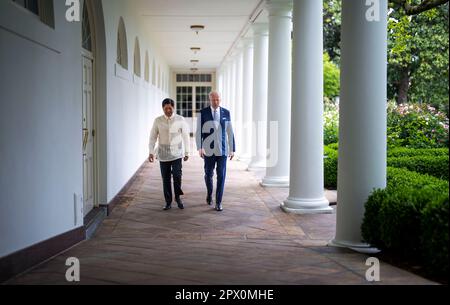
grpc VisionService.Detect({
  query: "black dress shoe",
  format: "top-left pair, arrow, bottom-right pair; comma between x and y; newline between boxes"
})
206,196 -> 212,205
163,204 -> 172,210
215,203 -> 223,212
176,198 -> 184,209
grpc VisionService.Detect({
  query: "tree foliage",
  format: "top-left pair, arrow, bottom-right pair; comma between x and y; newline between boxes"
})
324,0 -> 342,63
388,2 -> 449,113
323,0 -> 449,115
324,53 -> 340,99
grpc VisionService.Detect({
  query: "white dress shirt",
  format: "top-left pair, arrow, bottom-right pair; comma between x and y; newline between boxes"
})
211,106 -> 221,123
149,114 -> 190,162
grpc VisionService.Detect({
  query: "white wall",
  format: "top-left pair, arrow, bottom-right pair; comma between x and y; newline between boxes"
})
0,0 -> 171,258
0,1 -> 84,257
102,0 -> 171,201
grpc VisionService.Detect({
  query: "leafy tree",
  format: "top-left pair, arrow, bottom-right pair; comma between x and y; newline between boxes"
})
388,2 -> 449,114
322,1 -> 449,114
390,0 -> 449,15
324,0 -> 342,64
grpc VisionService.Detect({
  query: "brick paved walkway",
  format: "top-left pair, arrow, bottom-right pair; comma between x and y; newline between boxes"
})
6,156 -> 436,285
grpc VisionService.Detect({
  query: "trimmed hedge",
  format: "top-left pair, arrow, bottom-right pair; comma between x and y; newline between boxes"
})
326,145 -> 448,158
378,188 -> 436,257
421,196 -> 449,276
324,147 -> 338,189
323,146 -> 449,190
363,167 -> 449,250
361,189 -> 388,248
386,167 -> 449,192
388,147 -> 448,158
325,144 -> 449,276
387,155 -> 449,180
362,167 -> 449,276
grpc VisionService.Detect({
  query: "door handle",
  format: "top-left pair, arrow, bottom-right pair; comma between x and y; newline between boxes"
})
82,128 -> 89,151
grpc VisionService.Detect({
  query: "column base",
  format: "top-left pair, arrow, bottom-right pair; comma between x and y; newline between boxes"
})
261,176 -> 289,188
328,239 -> 381,254
281,197 -> 333,214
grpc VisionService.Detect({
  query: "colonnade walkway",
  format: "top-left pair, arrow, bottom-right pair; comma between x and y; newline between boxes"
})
7,156 -> 434,284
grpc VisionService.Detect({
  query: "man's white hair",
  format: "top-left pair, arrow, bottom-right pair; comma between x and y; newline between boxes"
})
208,91 -> 221,99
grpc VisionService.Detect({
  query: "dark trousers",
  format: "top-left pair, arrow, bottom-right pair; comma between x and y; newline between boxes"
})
159,158 -> 183,204
204,156 -> 227,204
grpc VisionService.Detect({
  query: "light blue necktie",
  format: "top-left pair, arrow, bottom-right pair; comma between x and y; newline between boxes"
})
213,109 -> 221,155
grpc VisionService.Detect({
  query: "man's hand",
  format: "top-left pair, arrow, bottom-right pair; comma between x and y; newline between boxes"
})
229,152 -> 235,161
198,149 -> 206,159
149,154 -> 155,163
184,156 -> 189,162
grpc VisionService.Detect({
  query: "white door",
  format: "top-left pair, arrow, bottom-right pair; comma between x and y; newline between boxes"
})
82,55 -> 95,217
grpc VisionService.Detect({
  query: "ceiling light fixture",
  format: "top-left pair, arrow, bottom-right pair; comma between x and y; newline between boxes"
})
190,25 -> 205,35
190,47 -> 201,54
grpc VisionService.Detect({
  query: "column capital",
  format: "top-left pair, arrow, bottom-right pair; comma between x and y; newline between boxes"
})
265,0 -> 293,18
251,22 -> 269,36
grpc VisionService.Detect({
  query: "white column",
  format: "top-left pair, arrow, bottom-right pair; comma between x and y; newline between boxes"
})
225,61 -> 232,108
234,50 -> 244,158
248,23 -> 269,170
240,38 -> 254,163
222,62 -> 229,108
261,0 -> 292,187
282,0 -> 331,214
217,68 -> 223,102
229,57 -> 237,120
331,0 -> 388,249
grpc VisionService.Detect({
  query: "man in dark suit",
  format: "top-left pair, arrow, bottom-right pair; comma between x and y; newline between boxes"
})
196,91 -> 235,212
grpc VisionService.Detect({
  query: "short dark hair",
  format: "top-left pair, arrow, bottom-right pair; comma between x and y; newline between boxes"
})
162,98 -> 175,108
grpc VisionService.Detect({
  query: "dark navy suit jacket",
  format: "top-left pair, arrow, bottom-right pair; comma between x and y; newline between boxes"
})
195,107 -> 235,157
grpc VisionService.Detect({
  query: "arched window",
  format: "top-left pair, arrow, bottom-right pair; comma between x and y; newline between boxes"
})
116,17 -> 128,69
152,59 -> 156,86
144,52 -> 150,83
13,0 -> 55,28
134,38 -> 141,77
82,2 -> 92,52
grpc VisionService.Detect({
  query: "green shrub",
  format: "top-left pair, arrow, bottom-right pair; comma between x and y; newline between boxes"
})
387,155 -> 449,180
324,100 -> 339,145
324,147 -> 338,189
363,167 -> 449,249
378,188 -> 435,258
388,147 -> 448,158
324,53 -> 340,99
421,196 -> 449,276
323,149 -> 449,190
387,101 -> 449,149
362,167 -> 449,276
327,143 -> 339,151
361,189 -> 388,248
386,167 -> 449,192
